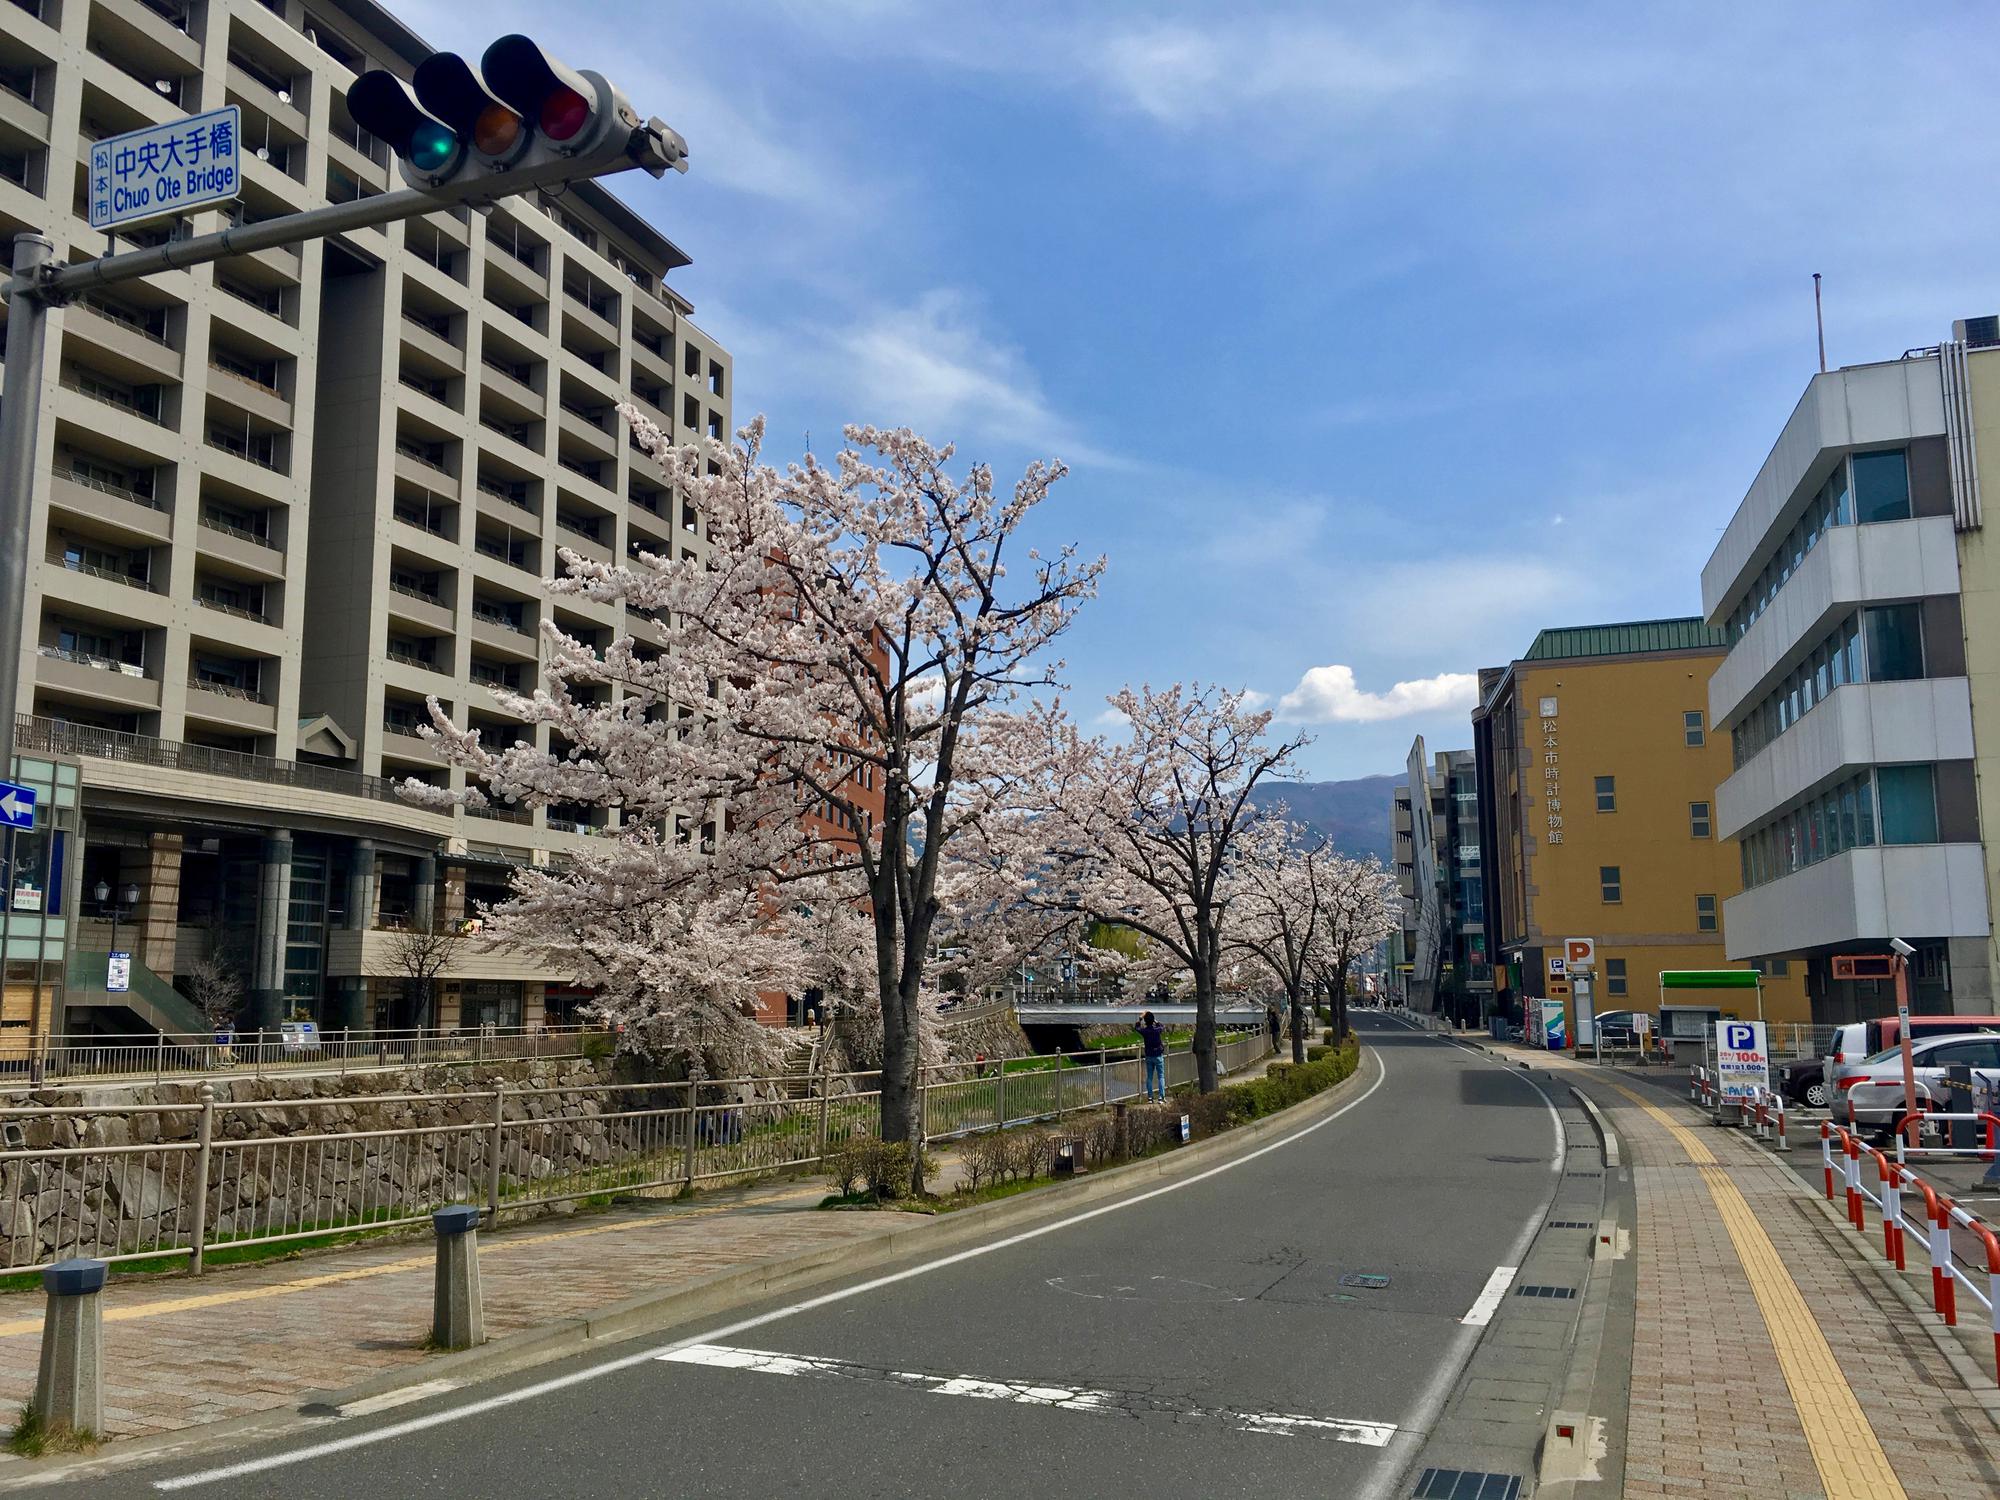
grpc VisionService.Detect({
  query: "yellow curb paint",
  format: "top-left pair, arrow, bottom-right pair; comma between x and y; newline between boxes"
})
1599,1077 -> 1907,1500
0,1182 -> 828,1340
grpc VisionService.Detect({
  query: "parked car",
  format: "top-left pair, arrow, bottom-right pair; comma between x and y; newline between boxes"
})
1823,1016 -> 2000,1089
1829,1032 -> 2000,1132
1778,1056 -> 1832,1109
1590,1010 -> 1653,1046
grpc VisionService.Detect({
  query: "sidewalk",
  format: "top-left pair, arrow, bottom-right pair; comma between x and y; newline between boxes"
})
0,1170 -> 889,1443
1533,1045 -> 2000,1500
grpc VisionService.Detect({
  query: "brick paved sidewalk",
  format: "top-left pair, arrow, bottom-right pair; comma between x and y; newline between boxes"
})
1541,1049 -> 2000,1500
0,1167 -> 910,1443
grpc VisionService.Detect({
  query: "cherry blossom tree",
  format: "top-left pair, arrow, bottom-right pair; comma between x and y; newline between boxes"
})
413,417 -> 1099,1192
1307,855 -> 1398,1040
1227,814 -> 1337,1064
1003,684 -> 1311,1092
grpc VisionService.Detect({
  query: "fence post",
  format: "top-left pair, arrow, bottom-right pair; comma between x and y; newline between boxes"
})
1100,1051 -> 1110,1108
189,1083 -> 216,1275
155,1031 -> 165,1084
814,1066 -> 831,1165
1055,1057 -> 1065,1119
683,1081 -> 698,1189
484,1087 -> 506,1219
996,1064 -> 1007,1130
339,1028 -> 349,1077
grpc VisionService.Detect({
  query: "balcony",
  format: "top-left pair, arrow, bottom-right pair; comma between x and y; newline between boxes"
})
48,470 -> 172,546
93,0 -> 202,71
393,438 -> 455,490
205,424 -> 287,477
1709,516 -> 1960,728
34,647 -> 161,711
471,606 -> 536,661
59,373 -> 170,430
380,720 -> 448,765
1723,843 -> 1990,960
46,549 -> 157,597
206,360 -> 293,429
484,234 -> 548,299
399,308 -> 464,374
558,401 -> 617,460
65,298 -> 182,383
185,675 -> 278,733
386,581 -> 454,635
1716,678 -> 1976,841
480,358 -> 542,421
195,512 -> 283,576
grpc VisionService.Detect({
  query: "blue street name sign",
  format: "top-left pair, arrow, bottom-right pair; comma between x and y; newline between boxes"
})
0,781 -> 36,831
89,106 -> 243,232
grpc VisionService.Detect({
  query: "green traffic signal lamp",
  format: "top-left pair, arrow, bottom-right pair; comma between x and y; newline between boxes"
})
348,70 -> 464,183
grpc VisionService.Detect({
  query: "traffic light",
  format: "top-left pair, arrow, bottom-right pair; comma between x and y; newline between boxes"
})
347,36 -> 687,202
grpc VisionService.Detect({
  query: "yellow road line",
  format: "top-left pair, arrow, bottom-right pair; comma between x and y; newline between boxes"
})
1602,1079 -> 1906,1500
0,1182 -> 827,1339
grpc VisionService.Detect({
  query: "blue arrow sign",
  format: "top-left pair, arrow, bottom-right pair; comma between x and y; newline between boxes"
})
0,782 -> 35,831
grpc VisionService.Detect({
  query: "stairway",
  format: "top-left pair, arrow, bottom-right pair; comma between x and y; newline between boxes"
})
64,950 -> 211,1041
780,1031 -> 819,1100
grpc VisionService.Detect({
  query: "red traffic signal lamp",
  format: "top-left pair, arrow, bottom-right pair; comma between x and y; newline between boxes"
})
347,37 -> 687,201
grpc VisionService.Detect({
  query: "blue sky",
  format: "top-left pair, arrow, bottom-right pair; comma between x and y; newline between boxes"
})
402,1 -> 2000,780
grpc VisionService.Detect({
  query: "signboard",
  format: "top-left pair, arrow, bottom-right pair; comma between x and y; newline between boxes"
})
9,886 -> 40,912
1574,974 -> 1596,1047
1715,1019 -> 1769,1102
1547,956 -> 1566,977
106,951 -> 131,994
89,106 -> 242,232
1564,938 -> 1596,971
1541,998 -> 1568,1051
0,780 -> 36,831
279,1020 -> 320,1051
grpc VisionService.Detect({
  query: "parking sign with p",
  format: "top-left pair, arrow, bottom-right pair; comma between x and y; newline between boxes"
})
1715,1019 -> 1769,1102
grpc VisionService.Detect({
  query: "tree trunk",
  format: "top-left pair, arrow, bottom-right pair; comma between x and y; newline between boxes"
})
1193,962 -> 1218,1094
1333,973 -> 1350,1041
1289,983 -> 1307,1064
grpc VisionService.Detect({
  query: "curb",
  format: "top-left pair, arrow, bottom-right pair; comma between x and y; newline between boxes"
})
5,1048 -> 1377,1484
1568,1086 -> 1622,1170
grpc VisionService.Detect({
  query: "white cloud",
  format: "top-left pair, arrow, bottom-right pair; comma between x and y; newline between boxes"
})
1277,665 -> 1478,724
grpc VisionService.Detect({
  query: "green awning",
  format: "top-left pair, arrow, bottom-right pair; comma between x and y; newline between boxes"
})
1659,970 -> 1761,990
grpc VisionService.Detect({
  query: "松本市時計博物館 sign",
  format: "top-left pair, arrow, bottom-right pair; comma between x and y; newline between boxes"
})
89,107 -> 243,232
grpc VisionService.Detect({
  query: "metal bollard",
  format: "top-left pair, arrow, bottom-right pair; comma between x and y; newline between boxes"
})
35,1259 -> 106,1438
1775,1100 -> 1789,1153
430,1207 -> 484,1350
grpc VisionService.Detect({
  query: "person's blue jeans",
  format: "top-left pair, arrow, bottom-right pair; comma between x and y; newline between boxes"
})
1143,1054 -> 1166,1100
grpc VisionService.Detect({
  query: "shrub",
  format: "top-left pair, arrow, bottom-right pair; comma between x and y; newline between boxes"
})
1305,1044 -> 1330,1063
824,1137 -> 929,1199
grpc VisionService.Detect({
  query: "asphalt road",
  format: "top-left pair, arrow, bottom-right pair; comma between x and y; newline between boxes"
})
69,1016 -> 1568,1500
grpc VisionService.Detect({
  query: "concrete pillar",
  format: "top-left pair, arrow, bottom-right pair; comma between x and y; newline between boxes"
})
138,833 -> 183,975
34,1259 -> 104,1437
412,854 -> 437,932
246,834 -> 292,1031
430,1207 -> 483,1350
345,840 -> 376,931
440,866 -> 467,927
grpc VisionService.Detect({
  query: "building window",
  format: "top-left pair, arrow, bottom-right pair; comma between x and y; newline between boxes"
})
1853,448 -> 1911,524
1695,894 -> 1718,933
1600,866 -> 1621,903
1595,775 -> 1616,813
1862,603 -> 1924,682
1690,801 -> 1711,839
1877,764 -> 1938,844
1605,958 -> 1627,997
1683,710 -> 1705,747
1752,958 -> 1791,978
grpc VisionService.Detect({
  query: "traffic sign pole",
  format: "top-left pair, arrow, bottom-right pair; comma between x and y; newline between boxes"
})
0,232 -> 54,757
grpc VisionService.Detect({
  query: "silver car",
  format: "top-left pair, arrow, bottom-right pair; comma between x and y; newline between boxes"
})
1831,1033 -> 2000,1131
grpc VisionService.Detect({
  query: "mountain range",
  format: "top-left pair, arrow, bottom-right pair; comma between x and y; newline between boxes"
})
1248,774 -> 1400,865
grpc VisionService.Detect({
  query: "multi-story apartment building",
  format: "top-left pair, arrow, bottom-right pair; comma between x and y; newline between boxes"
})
0,0 -> 733,1039
1472,618 -> 1812,1039
1390,736 -> 1489,1018
1702,321 -> 2000,1021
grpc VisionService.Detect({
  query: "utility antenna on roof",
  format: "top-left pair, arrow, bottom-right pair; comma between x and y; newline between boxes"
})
1813,272 -> 1827,373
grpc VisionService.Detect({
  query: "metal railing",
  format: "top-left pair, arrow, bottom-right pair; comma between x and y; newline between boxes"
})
0,1029 -> 1271,1273
47,552 -> 157,592
17,715 -> 410,806
55,468 -> 165,510
0,1023 -> 610,1089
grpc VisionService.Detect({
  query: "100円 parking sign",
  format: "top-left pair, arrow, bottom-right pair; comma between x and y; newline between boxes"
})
89,106 -> 243,232
1714,1019 -> 1769,1102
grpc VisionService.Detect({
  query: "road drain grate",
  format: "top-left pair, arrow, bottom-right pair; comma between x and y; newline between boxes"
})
1548,1220 -> 1593,1229
1413,1469 -> 1523,1499
1515,1284 -> 1577,1300
1565,1171 -> 1601,1178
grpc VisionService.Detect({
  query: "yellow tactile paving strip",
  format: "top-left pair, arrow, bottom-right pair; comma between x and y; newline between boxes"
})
1600,1076 -> 1907,1500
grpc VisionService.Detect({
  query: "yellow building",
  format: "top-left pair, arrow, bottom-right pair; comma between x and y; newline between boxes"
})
1471,618 -> 1811,1042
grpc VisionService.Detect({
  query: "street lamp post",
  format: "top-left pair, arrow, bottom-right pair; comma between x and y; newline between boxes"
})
1890,936 -> 1920,1149
93,879 -> 140,979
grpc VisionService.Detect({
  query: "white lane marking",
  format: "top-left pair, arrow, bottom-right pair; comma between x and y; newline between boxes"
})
659,1342 -> 1396,1446
153,1047 -> 1394,1491
1460,1265 -> 1518,1326
334,1381 -> 459,1418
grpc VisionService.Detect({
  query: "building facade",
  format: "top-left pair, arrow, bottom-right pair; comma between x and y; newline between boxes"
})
0,0 -> 732,1037
1472,618 -> 1812,1036
1391,736 -> 1489,1017
1702,323 -> 2000,1021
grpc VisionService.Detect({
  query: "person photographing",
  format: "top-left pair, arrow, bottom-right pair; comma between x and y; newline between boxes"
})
1139,1010 -> 1167,1101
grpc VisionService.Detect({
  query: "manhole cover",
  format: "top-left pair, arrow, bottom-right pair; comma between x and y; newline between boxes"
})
1338,1272 -> 1391,1290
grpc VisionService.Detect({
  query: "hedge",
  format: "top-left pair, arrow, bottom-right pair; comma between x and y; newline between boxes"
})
1189,1035 -> 1361,1134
